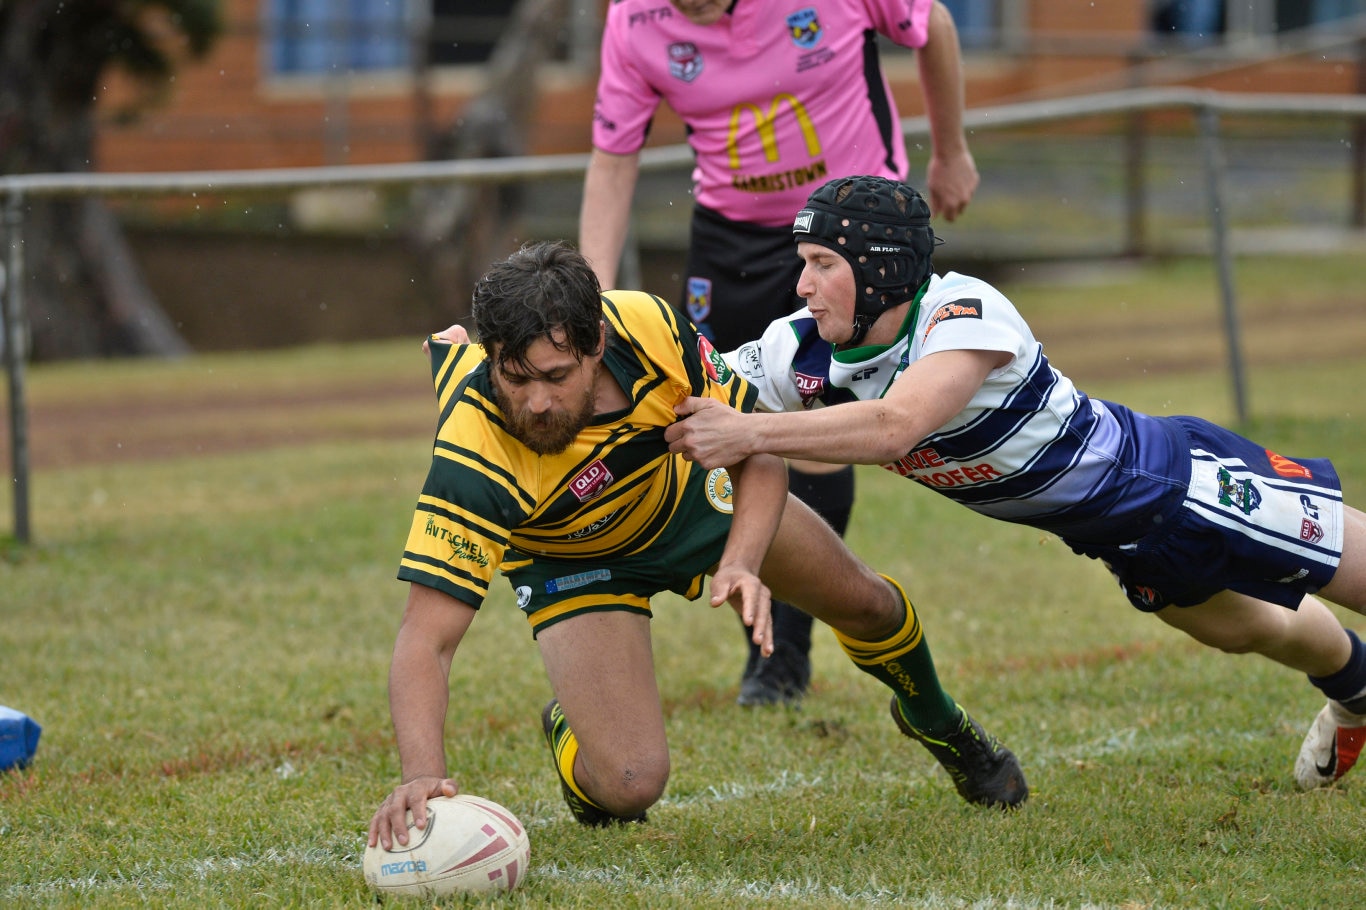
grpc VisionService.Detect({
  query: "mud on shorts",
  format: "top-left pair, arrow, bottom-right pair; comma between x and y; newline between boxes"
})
1069,416 -> 1344,612
503,467 -> 737,636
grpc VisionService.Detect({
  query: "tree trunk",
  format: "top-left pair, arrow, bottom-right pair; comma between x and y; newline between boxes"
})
408,0 -> 570,324
0,1 -> 191,361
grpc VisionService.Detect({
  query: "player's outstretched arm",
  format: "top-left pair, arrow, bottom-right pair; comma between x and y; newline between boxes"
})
668,349 -> 1008,467
368,583 -> 477,850
709,453 -> 788,658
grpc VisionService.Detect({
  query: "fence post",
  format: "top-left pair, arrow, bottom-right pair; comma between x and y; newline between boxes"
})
3,191 -> 31,544
1196,104 -> 1249,425
1124,50 -> 1149,257
1352,35 -> 1366,229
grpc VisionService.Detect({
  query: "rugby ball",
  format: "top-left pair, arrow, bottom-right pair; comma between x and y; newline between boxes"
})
363,794 -> 530,896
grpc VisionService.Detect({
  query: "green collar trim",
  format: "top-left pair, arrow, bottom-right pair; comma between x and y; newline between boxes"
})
831,281 -> 928,363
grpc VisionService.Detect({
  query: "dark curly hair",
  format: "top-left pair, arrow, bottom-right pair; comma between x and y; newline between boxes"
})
471,240 -> 604,374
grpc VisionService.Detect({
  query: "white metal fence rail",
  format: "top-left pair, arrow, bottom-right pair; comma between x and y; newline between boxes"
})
5,87 -> 1366,543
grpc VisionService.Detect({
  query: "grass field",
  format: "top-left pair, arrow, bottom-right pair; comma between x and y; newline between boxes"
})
2,253 -> 1365,907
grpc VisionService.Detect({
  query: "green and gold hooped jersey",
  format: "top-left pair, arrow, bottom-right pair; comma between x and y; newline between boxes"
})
397,291 -> 757,609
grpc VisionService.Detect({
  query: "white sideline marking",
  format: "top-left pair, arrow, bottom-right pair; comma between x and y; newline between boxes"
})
5,757 -> 1156,906
538,864 -> 1098,908
6,772 -> 834,899
1,844 -> 355,900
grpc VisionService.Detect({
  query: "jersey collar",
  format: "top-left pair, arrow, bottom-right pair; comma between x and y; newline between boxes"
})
831,280 -> 929,364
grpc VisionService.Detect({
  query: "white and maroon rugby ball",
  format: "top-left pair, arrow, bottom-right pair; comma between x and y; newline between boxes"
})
363,794 -> 530,896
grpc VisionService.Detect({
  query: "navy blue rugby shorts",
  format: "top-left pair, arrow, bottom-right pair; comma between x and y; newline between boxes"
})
1070,416 -> 1344,612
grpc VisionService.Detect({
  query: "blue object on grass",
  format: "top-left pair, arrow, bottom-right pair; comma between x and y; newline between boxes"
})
0,705 -> 41,771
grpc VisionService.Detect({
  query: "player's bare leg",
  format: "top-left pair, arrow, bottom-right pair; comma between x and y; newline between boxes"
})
1158,504 -> 1366,789
760,494 -> 898,640
536,611 -> 669,822
1156,591 -> 1352,677
1319,504 -> 1366,610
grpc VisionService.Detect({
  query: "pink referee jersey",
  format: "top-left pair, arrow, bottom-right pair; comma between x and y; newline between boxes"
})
593,0 -> 932,226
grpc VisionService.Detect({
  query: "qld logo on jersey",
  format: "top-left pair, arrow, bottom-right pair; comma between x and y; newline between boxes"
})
668,42 -> 703,83
569,459 -> 614,502
786,8 -> 822,48
794,371 -> 824,406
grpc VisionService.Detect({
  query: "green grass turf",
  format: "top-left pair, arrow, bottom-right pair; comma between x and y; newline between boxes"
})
2,252 -> 1365,907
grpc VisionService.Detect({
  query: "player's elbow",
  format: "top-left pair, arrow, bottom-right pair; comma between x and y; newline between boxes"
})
858,406 -> 920,464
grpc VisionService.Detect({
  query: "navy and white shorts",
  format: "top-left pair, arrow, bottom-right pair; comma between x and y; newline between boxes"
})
1070,416 -> 1344,612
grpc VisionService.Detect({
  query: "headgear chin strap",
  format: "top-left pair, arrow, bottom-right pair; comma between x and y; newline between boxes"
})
792,176 -> 937,344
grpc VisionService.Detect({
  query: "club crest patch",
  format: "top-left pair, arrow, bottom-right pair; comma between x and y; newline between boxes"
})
1216,466 -> 1262,515
669,42 -> 703,82
705,467 -> 734,513
787,8 -> 822,48
686,276 -> 712,323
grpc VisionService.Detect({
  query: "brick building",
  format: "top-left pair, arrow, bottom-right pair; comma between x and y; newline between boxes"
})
95,0 -> 1366,175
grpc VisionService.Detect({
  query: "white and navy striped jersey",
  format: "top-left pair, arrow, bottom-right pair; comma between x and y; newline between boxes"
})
725,271 -> 1186,544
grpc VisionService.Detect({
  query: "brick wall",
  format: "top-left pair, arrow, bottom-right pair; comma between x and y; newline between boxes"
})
93,0 -> 1363,175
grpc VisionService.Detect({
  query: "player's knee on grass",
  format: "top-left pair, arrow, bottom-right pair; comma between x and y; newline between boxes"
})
585,755 -> 670,817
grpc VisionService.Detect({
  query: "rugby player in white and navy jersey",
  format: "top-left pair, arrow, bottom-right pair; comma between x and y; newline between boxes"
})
580,0 -> 977,707
666,175 -> 1366,792
367,241 -> 1027,851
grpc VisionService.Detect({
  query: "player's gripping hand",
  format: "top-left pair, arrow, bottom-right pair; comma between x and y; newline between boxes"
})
710,563 -> 774,658
665,397 -> 752,469
368,776 -> 459,850
422,324 -> 472,360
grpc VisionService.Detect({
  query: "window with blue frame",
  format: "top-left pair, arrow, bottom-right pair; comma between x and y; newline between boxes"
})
940,0 -> 999,50
265,0 -> 411,75
264,0 -> 530,76
1151,0 -> 1365,43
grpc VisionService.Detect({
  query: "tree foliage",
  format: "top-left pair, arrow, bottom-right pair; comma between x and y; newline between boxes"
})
0,0 -> 222,360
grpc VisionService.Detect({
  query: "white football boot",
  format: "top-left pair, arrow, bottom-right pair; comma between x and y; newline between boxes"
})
1294,700 -> 1366,790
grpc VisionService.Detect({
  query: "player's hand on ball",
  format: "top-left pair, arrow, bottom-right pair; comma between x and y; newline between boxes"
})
368,776 -> 459,850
